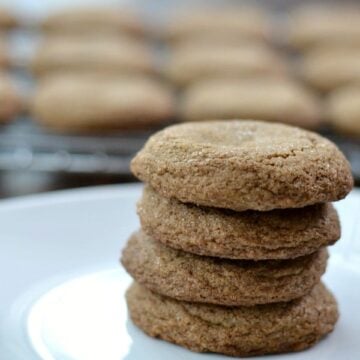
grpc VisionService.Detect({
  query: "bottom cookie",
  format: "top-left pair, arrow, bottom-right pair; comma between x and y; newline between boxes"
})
126,282 -> 338,357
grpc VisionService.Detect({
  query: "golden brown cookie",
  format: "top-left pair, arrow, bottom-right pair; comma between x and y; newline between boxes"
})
301,46 -> 360,92
31,75 -> 175,132
288,5 -> 360,49
131,120 -> 353,211
327,85 -> 360,137
165,43 -> 287,86
166,7 -> 271,43
41,7 -> 143,36
126,282 -> 338,357
0,74 -> 20,123
31,38 -> 155,77
138,186 -> 340,260
181,78 -> 323,129
122,231 -> 328,306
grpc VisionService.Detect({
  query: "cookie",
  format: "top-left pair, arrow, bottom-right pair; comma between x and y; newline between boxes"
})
126,282 -> 338,356
31,75 -> 175,132
181,78 -> 323,129
166,7 -> 270,43
165,43 -> 287,87
138,186 -> 340,260
131,120 -> 353,211
31,38 -> 155,77
0,74 -> 20,123
0,8 -> 17,30
288,5 -> 360,49
41,7 -> 143,37
328,85 -> 360,137
122,231 -> 328,306
301,46 -> 360,92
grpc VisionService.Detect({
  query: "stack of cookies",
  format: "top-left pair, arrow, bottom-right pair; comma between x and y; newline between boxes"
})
122,120 -> 353,356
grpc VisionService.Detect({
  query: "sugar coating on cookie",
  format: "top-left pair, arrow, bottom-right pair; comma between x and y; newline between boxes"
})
31,38 -> 155,77
301,47 -> 360,92
126,282 -> 338,357
131,120 -> 353,211
31,76 -> 175,132
122,231 -> 328,306
181,78 -> 322,128
165,43 -> 287,86
138,186 -> 340,260
41,7 -> 143,36
328,85 -> 360,137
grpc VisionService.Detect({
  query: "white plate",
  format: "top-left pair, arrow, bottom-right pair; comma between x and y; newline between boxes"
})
0,184 -> 360,360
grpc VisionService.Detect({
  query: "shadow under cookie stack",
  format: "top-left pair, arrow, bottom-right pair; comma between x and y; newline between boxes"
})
121,120 -> 353,357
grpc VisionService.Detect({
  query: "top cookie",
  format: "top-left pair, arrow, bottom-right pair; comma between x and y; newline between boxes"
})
131,120 -> 353,211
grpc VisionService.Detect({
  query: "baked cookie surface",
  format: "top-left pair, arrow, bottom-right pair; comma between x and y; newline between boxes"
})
131,120 -> 353,211
122,231 -> 328,306
138,186 -> 340,260
181,78 -> 322,128
126,282 -> 338,357
31,76 -> 175,132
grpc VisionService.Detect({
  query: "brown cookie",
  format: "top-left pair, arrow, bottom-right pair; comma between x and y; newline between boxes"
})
131,120 -> 353,211
138,186 -> 340,260
122,231 -> 328,306
165,43 -> 287,87
166,7 -> 271,43
301,46 -> 360,92
181,78 -> 323,129
126,282 -> 338,357
31,75 -> 175,132
41,7 -> 143,37
328,85 -> 360,137
31,38 -> 155,77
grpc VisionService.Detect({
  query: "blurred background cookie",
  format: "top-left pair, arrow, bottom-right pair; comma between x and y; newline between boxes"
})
288,5 -> 360,49
0,74 -> 21,123
328,85 -> 360,137
30,75 -> 175,132
165,43 -> 288,87
30,37 -> 156,78
165,7 -> 271,44
181,78 -> 323,129
40,7 -> 143,37
0,7 -> 17,31
300,46 -> 360,93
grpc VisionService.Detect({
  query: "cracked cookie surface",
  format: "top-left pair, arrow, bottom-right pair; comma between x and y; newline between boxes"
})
126,282 -> 338,357
131,120 -> 353,211
138,186 -> 340,259
122,231 -> 328,306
